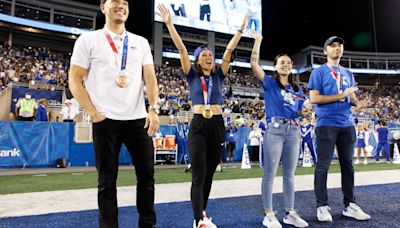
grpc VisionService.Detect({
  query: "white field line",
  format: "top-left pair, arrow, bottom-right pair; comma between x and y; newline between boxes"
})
0,170 -> 399,218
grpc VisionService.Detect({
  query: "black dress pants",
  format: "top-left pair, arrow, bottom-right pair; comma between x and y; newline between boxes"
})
188,114 -> 225,222
93,118 -> 156,228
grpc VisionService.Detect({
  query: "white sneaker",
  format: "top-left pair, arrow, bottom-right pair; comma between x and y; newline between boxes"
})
193,219 -> 206,228
354,159 -> 360,164
363,159 -> 368,165
262,212 -> 282,228
202,211 -> 217,228
342,203 -> 371,221
283,210 -> 309,227
317,206 -> 332,222
203,216 -> 217,228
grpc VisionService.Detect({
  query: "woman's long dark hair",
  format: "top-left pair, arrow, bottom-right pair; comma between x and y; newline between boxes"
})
273,54 -> 299,92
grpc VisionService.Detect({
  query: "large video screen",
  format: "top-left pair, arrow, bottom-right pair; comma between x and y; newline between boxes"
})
154,0 -> 262,37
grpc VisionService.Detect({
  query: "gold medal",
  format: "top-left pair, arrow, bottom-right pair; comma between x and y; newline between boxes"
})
202,109 -> 213,119
116,74 -> 129,88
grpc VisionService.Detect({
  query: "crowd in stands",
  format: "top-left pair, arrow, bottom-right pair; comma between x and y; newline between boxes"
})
154,64 -> 263,118
155,65 -> 190,115
225,71 -> 260,88
154,64 -> 400,123
222,98 -> 264,120
2,44 -> 400,124
353,87 -> 400,124
0,42 -> 70,92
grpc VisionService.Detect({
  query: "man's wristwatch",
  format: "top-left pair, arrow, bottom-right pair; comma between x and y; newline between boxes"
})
148,104 -> 160,114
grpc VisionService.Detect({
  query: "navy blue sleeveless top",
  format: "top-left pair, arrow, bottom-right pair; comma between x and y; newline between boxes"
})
186,66 -> 225,105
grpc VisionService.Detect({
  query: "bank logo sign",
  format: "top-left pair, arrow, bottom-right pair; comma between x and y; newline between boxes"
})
0,148 -> 21,157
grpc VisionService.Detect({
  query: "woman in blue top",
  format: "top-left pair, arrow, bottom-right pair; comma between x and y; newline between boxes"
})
157,4 -> 246,228
250,31 -> 309,228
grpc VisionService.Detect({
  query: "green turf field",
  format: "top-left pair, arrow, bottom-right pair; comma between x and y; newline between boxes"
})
0,163 -> 399,195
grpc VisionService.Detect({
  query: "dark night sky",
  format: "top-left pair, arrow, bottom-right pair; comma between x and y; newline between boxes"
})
78,0 -> 400,60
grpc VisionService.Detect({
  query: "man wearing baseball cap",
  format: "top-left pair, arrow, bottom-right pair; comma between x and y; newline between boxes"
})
308,36 -> 372,223
323,36 -> 345,50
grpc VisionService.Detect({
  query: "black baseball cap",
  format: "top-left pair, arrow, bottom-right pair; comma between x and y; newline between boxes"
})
100,0 -> 130,4
324,36 -> 345,49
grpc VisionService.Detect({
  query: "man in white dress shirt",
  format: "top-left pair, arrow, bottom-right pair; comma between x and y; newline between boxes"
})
68,0 -> 159,227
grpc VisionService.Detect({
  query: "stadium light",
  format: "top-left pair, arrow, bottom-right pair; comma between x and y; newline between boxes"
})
0,13 -> 90,35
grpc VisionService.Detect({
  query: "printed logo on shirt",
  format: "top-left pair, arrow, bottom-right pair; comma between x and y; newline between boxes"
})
342,77 -> 349,87
281,90 -> 296,106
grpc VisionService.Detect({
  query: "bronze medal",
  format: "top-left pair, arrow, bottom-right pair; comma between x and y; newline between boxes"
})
202,109 -> 213,119
116,74 -> 129,88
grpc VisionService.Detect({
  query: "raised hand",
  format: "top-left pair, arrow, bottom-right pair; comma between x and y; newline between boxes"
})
156,4 -> 172,25
250,29 -> 263,41
240,16 -> 249,31
342,87 -> 358,97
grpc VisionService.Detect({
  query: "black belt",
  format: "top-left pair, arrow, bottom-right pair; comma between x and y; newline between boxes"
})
270,117 -> 300,126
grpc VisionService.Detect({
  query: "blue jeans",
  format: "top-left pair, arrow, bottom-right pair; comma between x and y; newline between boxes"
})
262,122 -> 300,210
314,126 -> 356,207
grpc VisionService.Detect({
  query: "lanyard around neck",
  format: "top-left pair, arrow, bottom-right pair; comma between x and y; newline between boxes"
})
327,63 -> 342,91
104,29 -> 128,73
200,76 -> 213,108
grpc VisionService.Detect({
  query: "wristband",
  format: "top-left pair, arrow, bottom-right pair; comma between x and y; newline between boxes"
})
148,104 -> 160,114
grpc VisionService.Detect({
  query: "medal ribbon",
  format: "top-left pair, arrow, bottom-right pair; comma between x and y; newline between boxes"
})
200,76 -> 213,110
327,64 -> 342,93
104,29 -> 128,73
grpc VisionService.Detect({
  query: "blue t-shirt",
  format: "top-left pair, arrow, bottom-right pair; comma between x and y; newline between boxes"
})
186,66 -> 225,106
377,127 -> 389,142
307,64 -> 356,127
261,75 -> 303,122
